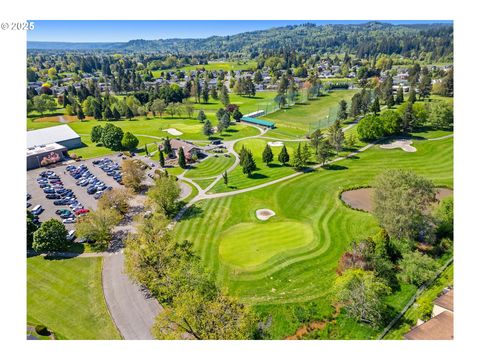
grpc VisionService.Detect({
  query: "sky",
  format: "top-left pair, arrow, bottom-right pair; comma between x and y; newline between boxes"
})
27,20 -> 453,43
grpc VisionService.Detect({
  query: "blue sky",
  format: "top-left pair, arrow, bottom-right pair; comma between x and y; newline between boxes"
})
28,20 -> 453,42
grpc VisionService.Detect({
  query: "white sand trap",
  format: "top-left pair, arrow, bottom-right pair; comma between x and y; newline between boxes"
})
256,208 -> 276,221
163,128 -> 183,136
268,141 -> 284,147
380,139 -> 417,152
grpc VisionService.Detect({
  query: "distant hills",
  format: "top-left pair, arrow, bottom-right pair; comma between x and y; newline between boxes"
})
28,22 -> 453,59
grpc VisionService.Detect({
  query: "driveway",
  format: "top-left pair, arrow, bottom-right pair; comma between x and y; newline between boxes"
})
102,251 -> 162,340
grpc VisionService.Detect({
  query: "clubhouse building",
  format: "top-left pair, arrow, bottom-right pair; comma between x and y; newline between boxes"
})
27,124 -> 82,170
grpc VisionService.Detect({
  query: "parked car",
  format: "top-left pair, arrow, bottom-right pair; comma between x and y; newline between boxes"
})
75,209 -> 89,215
62,218 -> 76,224
46,194 -> 61,199
66,230 -> 76,241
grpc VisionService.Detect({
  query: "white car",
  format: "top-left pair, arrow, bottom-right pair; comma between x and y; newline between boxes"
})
62,218 -> 76,224
66,229 -> 76,241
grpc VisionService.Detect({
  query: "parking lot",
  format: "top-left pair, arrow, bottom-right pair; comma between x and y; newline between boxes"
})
27,154 -> 126,231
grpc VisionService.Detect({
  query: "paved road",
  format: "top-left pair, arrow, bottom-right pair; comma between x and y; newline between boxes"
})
102,251 -> 162,340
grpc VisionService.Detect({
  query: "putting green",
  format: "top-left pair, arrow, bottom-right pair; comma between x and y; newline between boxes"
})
219,221 -> 314,269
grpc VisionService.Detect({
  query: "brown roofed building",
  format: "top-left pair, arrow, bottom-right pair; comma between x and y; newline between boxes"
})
404,288 -> 453,340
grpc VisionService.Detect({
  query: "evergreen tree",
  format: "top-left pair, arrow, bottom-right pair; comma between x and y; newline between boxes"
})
77,106 -> 85,121
292,143 -> 304,170
386,94 -> 395,108
241,150 -> 256,177
408,89 -> 417,103
220,113 -> 231,130
302,142 -> 311,164
370,97 -> 380,115
126,106 -> 134,120
113,107 -> 121,120
220,85 -> 230,106
278,145 -> 290,165
159,149 -> 165,167
337,99 -> 348,120
222,171 -> 228,185
262,144 -> 274,165
203,120 -> 213,138
202,81 -> 210,103
395,86 -> 404,104
328,120 -> 345,153
239,145 -> 248,167
178,147 -> 186,169
317,140 -> 333,165
232,108 -> 243,122
163,137 -> 172,156
310,129 -> 322,153
104,106 -> 113,120
197,110 -> 207,122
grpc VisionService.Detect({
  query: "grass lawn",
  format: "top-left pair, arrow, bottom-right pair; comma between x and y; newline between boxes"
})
168,60 -> 257,73
174,136 -> 452,337
27,256 -> 121,340
193,178 -> 217,190
262,90 -> 358,137
210,138 -> 305,193
27,115 -> 261,159
191,91 -> 278,116
185,154 -> 235,179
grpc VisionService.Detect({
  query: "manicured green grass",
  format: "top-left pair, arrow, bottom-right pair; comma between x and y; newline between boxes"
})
179,60 -> 257,72
262,90 -> 358,137
219,221 -> 314,269
210,138 -> 306,193
28,114 -> 260,142
27,256 -> 121,340
191,92 -> 278,116
193,178 -> 216,190
185,154 -> 235,179
174,136 -> 452,337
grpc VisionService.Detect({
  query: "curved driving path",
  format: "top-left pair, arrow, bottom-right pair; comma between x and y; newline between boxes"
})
102,251 -> 162,340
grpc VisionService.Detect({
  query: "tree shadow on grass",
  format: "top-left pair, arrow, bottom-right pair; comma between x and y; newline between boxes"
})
325,164 -> 348,171
225,128 -> 239,133
178,204 -> 204,221
249,173 -> 268,179
266,163 -> 283,168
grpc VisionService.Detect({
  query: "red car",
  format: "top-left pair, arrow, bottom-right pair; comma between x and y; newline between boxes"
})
75,209 -> 90,215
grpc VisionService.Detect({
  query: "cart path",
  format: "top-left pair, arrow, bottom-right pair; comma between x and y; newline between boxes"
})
102,251 -> 162,340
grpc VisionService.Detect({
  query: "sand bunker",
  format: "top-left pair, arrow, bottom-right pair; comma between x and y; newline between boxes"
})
268,141 -> 284,147
163,128 -> 183,136
380,139 -> 417,152
256,209 -> 276,221
341,187 -> 453,212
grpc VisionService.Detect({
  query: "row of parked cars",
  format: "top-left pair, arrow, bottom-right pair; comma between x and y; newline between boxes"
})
35,170 -> 86,224
67,164 -> 112,199
93,157 -> 123,185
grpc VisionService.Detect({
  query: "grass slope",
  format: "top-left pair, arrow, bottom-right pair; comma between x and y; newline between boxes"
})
27,256 -> 121,340
262,90 -> 358,137
174,137 -> 452,337
185,155 -> 235,179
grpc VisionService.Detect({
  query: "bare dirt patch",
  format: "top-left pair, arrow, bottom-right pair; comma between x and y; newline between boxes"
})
380,139 -> 417,152
33,115 -> 86,123
341,187 -> 453,212
267,141 -> 284,147
255,208 -> 276,221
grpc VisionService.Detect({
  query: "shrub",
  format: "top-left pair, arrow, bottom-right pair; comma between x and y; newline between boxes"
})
35,324 -> 50,336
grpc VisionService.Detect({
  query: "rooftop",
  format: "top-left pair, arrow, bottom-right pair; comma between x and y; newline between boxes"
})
404,311 -> 453,340
241,116 -> 275,128
27,142 -> 66,157
27,124 -> 80,148
434,289 -> 454,312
